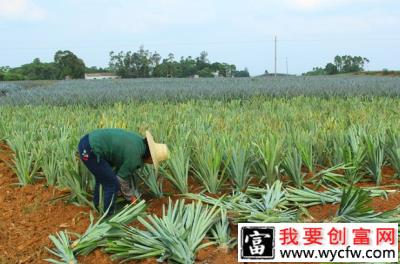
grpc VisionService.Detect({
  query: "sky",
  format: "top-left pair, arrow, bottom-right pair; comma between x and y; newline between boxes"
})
0,0 -> 399,75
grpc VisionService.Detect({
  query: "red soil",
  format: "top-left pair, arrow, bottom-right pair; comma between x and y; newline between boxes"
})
1,142 -> 399,264
0,143 -> 113,264
306,166 -> 400,221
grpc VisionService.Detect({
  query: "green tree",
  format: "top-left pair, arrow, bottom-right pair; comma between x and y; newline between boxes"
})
305,55 -> 369,75
109,51 -> 133,77
303,67 -> 325,76
198,67 -> 213,77
196,51 -> 209,71
225,64 -> 236,77
85,66 -> 110,74
7,59 -> 58,80
109,48 -> 242,78
334,55 -> 343,72
150,52 -> 162,76
233,67 -> 250,77
0,66 -> 8,81
179,56 -> 197,77
335,55 -> 369,73
135,46 -> 152,77
325,63 -> 338,75
165,53 -> 177,77
0,66 -> 11,72
109,46 -> 161,78
54,50 -> 85,79
3,72 -> 24,81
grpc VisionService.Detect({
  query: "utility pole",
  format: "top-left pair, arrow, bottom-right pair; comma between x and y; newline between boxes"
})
274,35 -> 277,77
286,57 -> 288,76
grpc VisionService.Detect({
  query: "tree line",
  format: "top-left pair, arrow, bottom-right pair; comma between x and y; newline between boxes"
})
0,47 -> 249,81
109,47 -> 249,78
0,51 -> 85,81
303,55 -> 370,76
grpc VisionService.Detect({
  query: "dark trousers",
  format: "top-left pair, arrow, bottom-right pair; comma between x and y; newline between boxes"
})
77,134 -> 119,214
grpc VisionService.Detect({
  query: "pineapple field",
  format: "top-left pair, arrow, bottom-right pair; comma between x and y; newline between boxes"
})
1,76 -> 400,263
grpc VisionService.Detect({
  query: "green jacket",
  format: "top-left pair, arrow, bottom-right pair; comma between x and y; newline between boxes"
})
88,128 -> 146,179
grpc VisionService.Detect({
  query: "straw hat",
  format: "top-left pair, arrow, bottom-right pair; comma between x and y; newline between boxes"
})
145,130 -> 170,171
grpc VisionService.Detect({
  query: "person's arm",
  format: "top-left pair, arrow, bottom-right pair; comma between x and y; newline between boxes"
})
117,158 -> 142,203
117,176 -> 137,203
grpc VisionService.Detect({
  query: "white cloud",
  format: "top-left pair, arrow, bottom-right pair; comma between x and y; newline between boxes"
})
0,0 -> 46,20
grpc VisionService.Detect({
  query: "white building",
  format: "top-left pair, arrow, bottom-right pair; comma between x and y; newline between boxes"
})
212,70 -> 219,78
84,73 -> 119,80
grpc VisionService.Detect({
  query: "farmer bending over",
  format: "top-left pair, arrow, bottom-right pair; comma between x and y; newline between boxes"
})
77,128 -> 169,215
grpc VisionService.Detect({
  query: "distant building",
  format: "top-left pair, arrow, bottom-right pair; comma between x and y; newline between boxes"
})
212,70 -> 219,78
84,73 -> 119,80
